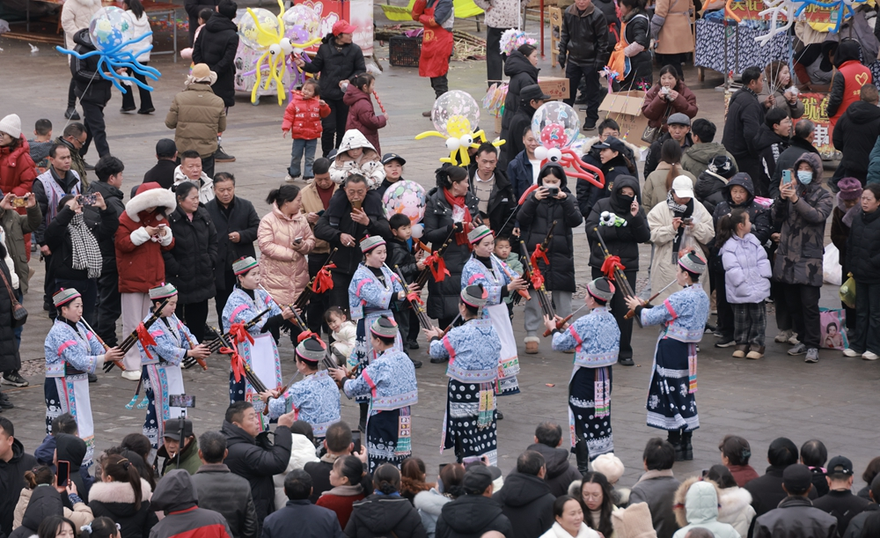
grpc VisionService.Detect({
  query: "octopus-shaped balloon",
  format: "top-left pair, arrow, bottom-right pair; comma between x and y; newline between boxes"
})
415,90 -> 505,166
238,0 -> 322,105
56,7 -> 161,94
531,102 -> 604,188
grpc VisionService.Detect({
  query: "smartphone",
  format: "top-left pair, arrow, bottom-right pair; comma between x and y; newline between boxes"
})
11,196 -> 27,208
782,169 -> 793,186
56,460 -> 70,488
77,193 -> 97,206
294,236 -> 303,244
462,455 -> 483,466
169,394 -> 196,408
351,430 -> 362,454
546,187 -> 560,197
682,217 -> 693,225
317,210 -> 325,217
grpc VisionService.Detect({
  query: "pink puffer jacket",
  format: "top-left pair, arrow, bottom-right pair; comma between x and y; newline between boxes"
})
257,205 -> 315,306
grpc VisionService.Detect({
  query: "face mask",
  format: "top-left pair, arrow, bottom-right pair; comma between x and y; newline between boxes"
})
618,194 -> 635,206
797,170 -> 813,184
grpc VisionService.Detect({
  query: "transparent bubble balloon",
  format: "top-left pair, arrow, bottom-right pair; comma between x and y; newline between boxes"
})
531,102 -> 580,150
89,7 -> 134,52
282,5 -> 321,43
432,90 -> 480,138
238,8 -> 281,50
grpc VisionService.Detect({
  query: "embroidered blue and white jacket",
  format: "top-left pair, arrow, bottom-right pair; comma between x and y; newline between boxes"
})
348,264 -> 403,321
138,313 -> 198,366
45,319 -> 105,377
343,349 -> 418,412
551,307 -> 620,368
429,318 -> 500,383
640,284 -> 710,343
222,287 -> 281,335
268,370 -> 341,437
461,255 -> 517,306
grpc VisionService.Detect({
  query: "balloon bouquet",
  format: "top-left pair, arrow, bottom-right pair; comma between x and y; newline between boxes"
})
416,90 -> 505,167
530,102 -> 604,188
237,0 -> 322,105
56,7 -> 161,93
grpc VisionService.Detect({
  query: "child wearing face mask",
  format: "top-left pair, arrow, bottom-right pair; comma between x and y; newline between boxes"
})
718,209 -> 771,360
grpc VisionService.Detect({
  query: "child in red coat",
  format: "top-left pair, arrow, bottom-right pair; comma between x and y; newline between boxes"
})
282,79 -> 331,181
342,73 -> 387,154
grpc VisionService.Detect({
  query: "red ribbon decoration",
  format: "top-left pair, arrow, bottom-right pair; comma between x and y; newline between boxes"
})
296,330 -> 314,343
531,244 -> 549,267
313,263 -> 336,294
135,323 -> 158,360
406,290 -> 423,305
529,265 -> 545,290
221,346 -> 247,383
229,321 -> 254,346
423,252 -> 450,282
600,255 -> 625,280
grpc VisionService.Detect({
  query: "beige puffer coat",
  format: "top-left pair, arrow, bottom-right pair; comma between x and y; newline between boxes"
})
258,205 -> 315,306
165,82 -> 227,158
61,0 -> 101,50
13,486 -> 94,531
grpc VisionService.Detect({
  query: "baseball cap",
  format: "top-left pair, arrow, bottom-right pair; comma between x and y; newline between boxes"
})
593,136 -> 628,154
671,175 -> 695,199
827,455 -> 854,477
163,419 -> 193,441
332,20 -> 357,36
462,465 -> 494,494
156,139 -> 177,158
783,464 -> 813,492
667,112 -> 691,126
382,153 -> 406,166
521,84 -> 551,103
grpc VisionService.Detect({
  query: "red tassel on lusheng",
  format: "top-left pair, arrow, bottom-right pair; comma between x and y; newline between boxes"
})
313,264 -> 336,294
229,321 -> 255,346
222,346 -> 246,383
531,244 -> 549,267
135,323 -> 158,360
424,252 -> 450,282
600,255 -> 625,280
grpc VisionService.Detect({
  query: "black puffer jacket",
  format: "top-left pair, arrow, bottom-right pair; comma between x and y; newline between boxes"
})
55,433 -> 90,502
558,4 -> 610,67
44,205 -> 118,281
9,486 -> 63,538
579,153 -> 638,216
754,123 -> 790,196
694,170 -> 728,216
435,495 -> 513,538
87,480 -> 159,538
492,473 -> 555,538
519,167 -> 583,292
344,494 -> 427,538
314,190 -> 391,276
770,137 -> 820,199
0,244 -> 20,373
205,196 -> 260,291
0,438 -> 37,537
833,100 -> 880,180
504,103 -> 537,167
525,442 -> 581,498
192,14 -> 239,107
162,206 -> 218,304
500,51 -> 539,132
585,175 -> 650,271
422,187 -> 480,320
846,205 -> 880,284
70,29 -> 112,106
301,36 -> 367,102
87,181 -> 125,273
722,88 -> 765,157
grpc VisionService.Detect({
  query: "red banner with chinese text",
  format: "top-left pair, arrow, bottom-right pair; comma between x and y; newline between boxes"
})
798,92 -> 834,156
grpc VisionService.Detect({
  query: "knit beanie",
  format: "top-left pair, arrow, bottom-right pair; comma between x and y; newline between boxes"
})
0,114 -> 22,139
838,177 -> 863,201
591,453 -> 625,484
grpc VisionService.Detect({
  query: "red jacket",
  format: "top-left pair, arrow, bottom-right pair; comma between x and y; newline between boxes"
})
828,60 -> 872,127
0,136 -> 36,197
282,91 -> 331,140
115,183 -> 177,293
641,81 -> 699,131
315,491 -> 365,529
343,85 -> 387,154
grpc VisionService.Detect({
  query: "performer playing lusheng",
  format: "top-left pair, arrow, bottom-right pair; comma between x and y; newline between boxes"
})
625,251 -> 709,462
424,283 -> 501,465
45,288 -> 123,464
262,335 -> 341,443
222,256 -> 295,412
139,283 -> 210,449
461,225 -> 528,398
330,315 -> 418,472
348,235 -> 409,431
544,277 -> 620,474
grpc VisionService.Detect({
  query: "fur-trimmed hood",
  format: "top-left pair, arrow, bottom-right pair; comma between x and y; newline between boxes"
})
673,476 -> 722,527
717,486 -> 752,520
88,478 -> 154,504
125,183 -> 176,222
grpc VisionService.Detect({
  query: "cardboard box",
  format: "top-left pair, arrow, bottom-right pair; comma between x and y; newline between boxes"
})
538,77 -> 570,101
598,90 -> 651,147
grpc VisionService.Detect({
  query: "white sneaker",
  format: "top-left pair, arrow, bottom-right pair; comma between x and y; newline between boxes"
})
843,348 -> 861,357
121,370 -> 141,381
774,330 -> 792,343
285,174 -> 300,183
863,351 -> 879,361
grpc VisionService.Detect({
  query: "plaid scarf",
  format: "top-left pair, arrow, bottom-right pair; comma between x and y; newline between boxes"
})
69,212 -> 103,279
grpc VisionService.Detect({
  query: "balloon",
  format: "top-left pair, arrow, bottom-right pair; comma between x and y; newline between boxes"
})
382,181 -> 428,224
282,4 -> 321,43
531,102 -> 580,150
432,90 -> 481,138
89,7 -> 134,51
411,223 -> 424,239
238,8 -> 281,50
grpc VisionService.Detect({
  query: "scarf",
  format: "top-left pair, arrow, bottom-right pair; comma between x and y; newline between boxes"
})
69,212 -> 103,279
442,188 -> 472,245
666,191 -> 694,257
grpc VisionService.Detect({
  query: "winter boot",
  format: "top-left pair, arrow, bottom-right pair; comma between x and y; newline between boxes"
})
681,431 -> 694,461
574,440 -> 590,475
668,430 -> 684,461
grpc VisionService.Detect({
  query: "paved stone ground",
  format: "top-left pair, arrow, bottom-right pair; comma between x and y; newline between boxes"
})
1,11 -> 876,491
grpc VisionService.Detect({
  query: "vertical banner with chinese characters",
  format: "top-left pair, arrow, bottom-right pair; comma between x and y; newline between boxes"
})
799,92 -> 834,156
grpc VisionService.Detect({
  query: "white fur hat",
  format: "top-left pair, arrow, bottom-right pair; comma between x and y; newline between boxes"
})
592,453 -> 625,483
0,114 -> 22,139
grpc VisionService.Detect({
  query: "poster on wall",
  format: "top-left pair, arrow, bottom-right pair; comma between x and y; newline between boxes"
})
293,0 -> 374,56
799,92 -> 834,157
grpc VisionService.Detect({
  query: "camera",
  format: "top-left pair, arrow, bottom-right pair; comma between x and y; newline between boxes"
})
546,187 -> 559,197
169,394 -> 196,408
11,196 -> 27,208
77,194 -> 97,206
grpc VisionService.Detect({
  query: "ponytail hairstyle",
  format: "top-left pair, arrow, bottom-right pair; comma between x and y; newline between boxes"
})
715,208 -> 748,249
517,43 -> 537,57
435,164 -> 468,190
119,433 -> 156,489
400,457 -> 434,497
24,465 -> 54,489
266,185 -> 301,208
373,463 -> 401,495
80,517 -> 119,538
438,462 -> 466,499
333,455 -> 364,486
660,139 -> 683,192
101,453 -> 143,510
124,0 -> 145,18
621,153 -> 638,175
351,72 -> 375,93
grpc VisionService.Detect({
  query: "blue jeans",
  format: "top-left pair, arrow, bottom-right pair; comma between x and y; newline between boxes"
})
289,138 -> 317,178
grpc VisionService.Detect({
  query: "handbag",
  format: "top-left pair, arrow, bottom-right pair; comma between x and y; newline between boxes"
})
641,103 -> 671,144
0,267 -> 27,328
